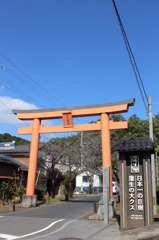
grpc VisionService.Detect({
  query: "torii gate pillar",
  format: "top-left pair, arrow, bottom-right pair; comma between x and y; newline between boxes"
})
26,118 -> 41,195
101,113 -> 112,196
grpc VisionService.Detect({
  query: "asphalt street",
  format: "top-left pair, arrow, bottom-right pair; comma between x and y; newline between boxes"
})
1,194 -> 157,240
3,195 -> 101,219
0,194 -> 121,240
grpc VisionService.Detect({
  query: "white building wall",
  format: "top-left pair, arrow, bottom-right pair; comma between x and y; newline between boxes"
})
93,174 -> 100,187
76,171 -> 90,188
76,171 -> 102,188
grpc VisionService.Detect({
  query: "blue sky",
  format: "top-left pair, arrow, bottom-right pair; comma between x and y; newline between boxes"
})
0,0 -> 159,142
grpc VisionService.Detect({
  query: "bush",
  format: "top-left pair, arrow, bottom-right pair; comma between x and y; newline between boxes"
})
0,181 -> 9,201
35,187 -> 44,200
18,187 -> 26,201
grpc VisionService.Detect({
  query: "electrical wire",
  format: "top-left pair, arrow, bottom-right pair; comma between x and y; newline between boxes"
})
0,76 -> 44,108
5,67 -> 61,108
0,52 -> 104,141
112,0 -> 148,114
0,64 -> 117,101
0,52 -> 65,107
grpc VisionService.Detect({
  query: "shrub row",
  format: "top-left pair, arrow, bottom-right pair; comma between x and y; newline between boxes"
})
0,181 -> 44,202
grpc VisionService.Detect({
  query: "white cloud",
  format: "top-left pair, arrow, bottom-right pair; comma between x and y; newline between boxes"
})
0,97 -> 58,142
0,96 -> 38,127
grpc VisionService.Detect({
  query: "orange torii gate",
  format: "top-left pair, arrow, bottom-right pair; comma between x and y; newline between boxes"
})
13,98 -> 135,204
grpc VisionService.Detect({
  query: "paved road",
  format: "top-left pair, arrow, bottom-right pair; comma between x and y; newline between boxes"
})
3,195 -> 101,219
2,194 -> 155,240
0,194 -> 121,240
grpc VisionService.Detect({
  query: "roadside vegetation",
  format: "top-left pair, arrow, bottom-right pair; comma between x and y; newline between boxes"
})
0,178 -> 44,204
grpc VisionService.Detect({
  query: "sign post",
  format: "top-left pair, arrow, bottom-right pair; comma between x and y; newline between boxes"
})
103,166 -> 110,224
115,139 -> 154,230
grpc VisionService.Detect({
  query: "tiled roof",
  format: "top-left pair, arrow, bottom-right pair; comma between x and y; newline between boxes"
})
13,98 -> 135,114
0,154 -> 28,171
114,139 -> 154,152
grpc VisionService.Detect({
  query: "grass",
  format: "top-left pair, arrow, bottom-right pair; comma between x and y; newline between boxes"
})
48,198 -> 61,204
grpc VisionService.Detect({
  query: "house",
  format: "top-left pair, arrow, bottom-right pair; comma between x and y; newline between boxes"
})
75,166 -> 119,194
0,154 -> 28,185
75,167 -> 103,194
0,143 -> 30,167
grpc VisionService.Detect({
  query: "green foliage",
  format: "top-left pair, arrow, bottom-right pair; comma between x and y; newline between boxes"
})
0,170 -> 27,202
156,185 -> 159,193
110,114 -> 126,122
35,187 -> 44,200
18,187 -> 26,200
63,175 -> 70,187
0,133 -> 30,145
0,181 -> 9,201
62,185 -> 65,194
0,178 -> 45,201
128,114 -> 149,139
154,113 -> 159,145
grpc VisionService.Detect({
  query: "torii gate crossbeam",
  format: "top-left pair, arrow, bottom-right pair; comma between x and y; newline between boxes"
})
13,98 -> 135,205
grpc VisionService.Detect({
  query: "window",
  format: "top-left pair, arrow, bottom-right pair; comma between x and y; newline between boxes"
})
83,176 -> 90,183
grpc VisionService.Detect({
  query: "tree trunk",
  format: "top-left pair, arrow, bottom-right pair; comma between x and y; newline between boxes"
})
51,179 -> 55,198
68,182 -> 73,199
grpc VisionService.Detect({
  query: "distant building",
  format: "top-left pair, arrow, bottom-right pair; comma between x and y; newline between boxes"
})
0,143 -> 30,166
0,141 -> 16,150
0,154 -> 28,184
75,166 -> 103,194
75,166 -> 119,194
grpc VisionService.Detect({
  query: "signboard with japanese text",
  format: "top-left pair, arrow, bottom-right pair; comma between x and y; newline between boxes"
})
127,153 -> 144,228
116,140 -> 154,230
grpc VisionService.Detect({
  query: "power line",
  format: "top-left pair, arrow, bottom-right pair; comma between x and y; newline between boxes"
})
0,64 -> 117,101
0,52 -> 104,138
5,68 -> 61,108
112,0 -> 148,114
0,76 -> 44,108
0,52 -> 65,107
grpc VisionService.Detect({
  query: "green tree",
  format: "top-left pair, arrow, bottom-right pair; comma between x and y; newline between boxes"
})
153,113 -> 159,145
0,133 -> 30,145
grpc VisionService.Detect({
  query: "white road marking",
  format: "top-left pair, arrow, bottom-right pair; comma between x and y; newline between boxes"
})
0,216 -> 4,217
0,219 -> 64,240
30,219 -> 75,240
0,233 -> 18,239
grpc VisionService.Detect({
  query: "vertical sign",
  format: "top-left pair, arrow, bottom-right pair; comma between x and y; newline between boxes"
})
62,113 -> 73,128
103,166 -> 110,224
127,155 -> 144,228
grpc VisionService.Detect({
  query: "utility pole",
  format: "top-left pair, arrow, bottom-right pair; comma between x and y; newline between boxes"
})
148,96 -> 157,214
81,132 -> 84,166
